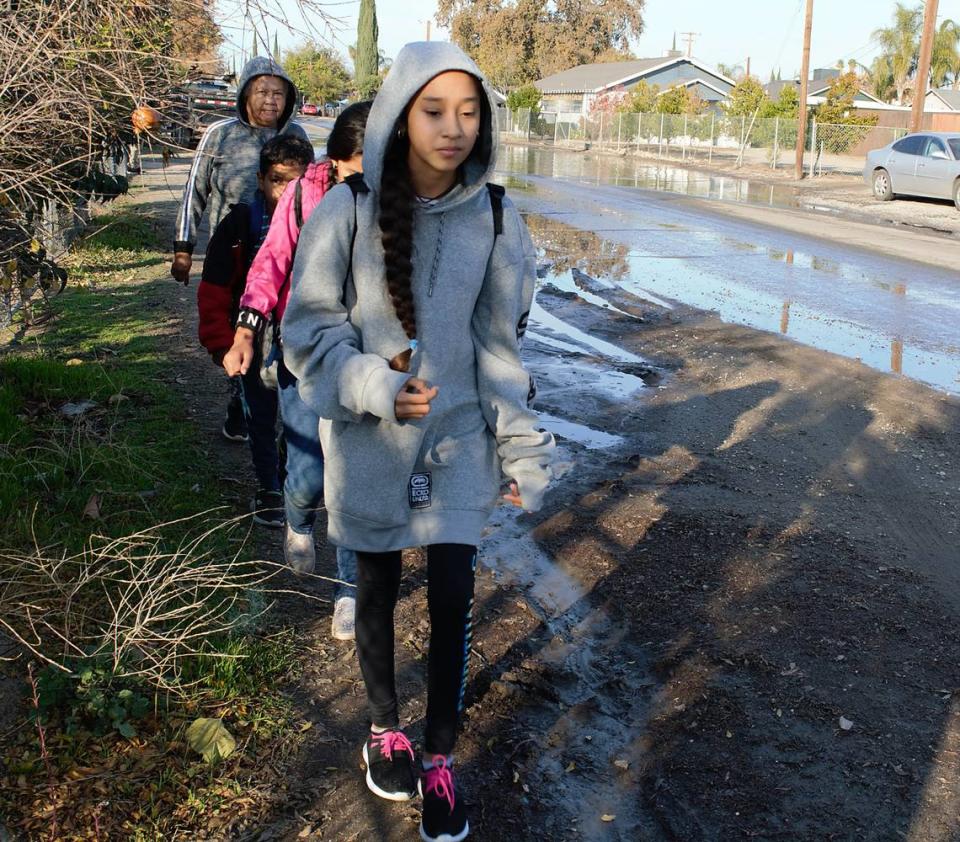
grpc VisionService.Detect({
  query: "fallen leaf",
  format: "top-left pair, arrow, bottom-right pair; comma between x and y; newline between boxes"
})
186,717 -> 236,763
839,716 -> 854,731
601,814 -> 616,822
65,358 -> 84,367
82,494 -> 101,520
565,761 -> 576,773
614,759 -> 630,770
108,393 -> 129,405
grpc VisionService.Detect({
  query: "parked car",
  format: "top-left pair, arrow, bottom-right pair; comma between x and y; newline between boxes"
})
302,102 -> 318,116
864,131 -> 960,210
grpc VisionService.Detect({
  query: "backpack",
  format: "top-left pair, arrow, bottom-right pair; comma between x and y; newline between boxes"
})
260,174 -> 506,387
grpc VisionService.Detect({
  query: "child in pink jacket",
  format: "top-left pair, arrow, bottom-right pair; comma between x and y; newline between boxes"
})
223,101 -> 371,641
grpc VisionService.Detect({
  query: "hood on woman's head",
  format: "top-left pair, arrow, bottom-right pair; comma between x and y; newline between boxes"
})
362,41 -> 499,198
236,55 -> 300,130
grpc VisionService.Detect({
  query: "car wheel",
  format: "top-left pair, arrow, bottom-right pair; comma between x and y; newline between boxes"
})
873,168 -> 894,202
954,179 -> 960,212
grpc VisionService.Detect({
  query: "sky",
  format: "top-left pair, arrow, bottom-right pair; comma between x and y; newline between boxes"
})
217,0 -> 960,83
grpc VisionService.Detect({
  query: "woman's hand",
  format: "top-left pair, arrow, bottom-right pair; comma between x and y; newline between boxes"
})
223,328 -> 256,377
502,481 -> 524,508
395,377 -> 438,420
171,252 -> 192,285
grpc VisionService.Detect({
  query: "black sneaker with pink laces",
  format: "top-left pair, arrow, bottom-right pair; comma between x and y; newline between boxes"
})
362,729 -> 417,801
419,755 -> 469,842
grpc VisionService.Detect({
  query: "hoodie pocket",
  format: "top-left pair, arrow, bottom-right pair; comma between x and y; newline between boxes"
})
320,416 -> 425,527
422,415 -> 500,509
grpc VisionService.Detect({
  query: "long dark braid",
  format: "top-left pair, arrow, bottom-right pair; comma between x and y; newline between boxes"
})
378,123 -> 417,348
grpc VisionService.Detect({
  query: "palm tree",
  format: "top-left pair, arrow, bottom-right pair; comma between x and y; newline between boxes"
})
717,62 -> 745,82
931,19 -> 960,89
871,2 -> 922,104
862,56 -> 896,103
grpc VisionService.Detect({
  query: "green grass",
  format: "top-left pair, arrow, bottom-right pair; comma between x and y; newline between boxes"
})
0,209 -> 221,549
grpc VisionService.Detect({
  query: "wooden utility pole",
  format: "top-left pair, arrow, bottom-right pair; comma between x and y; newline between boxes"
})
680,32 -> 700,57
795,0 -> 814,180
911,0 -> 939,133
425,19 -> 432,41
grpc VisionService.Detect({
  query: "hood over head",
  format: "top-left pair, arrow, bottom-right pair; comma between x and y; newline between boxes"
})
362,41 -> 499,208
236,56 -> 299,130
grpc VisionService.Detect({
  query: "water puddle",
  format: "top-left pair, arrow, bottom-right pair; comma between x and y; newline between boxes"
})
520,206 -> 960,395
537,413 -> 625,450
530,301 -> 645,365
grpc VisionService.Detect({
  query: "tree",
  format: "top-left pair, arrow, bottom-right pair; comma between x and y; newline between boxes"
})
436,0 -> 645,91
251,29 -> 259,58
656,84 -> 704,115
931,19 -> 960,89
284,43 -> 351,105
506,83 -> 541,113
618,79 -> 659,113
763,85 -> 799,118
355,0 -> 380,98
171,0 -> 222,73
717,61 -> 745,82
725,76 -> 768,116
814,71 -> 878,153
871,2 -> 922,104
273,32 -> 281,63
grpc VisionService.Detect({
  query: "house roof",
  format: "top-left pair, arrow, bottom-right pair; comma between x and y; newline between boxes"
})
763,76 -> 883,104
536,56 -> 734,95
928,88 -> 960,110
662,77 -> 731,99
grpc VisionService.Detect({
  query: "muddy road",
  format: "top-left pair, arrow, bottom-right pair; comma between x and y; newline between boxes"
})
110,150 -> 960,840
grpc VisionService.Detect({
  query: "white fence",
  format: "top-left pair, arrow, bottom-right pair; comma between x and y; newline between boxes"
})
501,108 -> 906,176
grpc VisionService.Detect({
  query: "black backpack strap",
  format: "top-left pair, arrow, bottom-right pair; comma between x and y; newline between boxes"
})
344,173 -> 368,264
294,178 -> 304,230
487,183 -> 505,237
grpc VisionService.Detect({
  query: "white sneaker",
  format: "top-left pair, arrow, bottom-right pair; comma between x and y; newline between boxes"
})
331,596 -> 356,641
284,525 -> 316,575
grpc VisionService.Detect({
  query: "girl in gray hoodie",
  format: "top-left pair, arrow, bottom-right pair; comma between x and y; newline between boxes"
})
282,42 -> 554,842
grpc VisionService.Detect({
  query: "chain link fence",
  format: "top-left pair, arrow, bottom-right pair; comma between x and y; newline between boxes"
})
501,107 -> 906,176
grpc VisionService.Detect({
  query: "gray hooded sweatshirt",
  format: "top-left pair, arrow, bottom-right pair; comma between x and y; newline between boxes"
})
173,56 -> 308,254
281,41 -> 555,553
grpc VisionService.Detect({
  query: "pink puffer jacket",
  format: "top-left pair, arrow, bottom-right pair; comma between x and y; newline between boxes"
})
239,159 -> 334,324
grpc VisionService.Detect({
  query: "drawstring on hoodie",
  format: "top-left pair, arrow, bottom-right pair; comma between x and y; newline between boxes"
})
427,213 -> 445,298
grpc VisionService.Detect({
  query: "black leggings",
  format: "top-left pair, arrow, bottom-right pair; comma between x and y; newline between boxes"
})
355,544 -> 476,756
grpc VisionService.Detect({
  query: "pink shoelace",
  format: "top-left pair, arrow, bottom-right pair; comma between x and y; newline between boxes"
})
371,729 -> 414,762
422,755 -> 456,812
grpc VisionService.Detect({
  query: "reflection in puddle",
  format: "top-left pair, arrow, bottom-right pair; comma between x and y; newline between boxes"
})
521,209 -> 960,394
497,144 -> 805,210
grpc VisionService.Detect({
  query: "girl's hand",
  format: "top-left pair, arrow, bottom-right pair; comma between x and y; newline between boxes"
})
395,377 -> 438,420
223,328 -> 256,377
502,481 -> 524,508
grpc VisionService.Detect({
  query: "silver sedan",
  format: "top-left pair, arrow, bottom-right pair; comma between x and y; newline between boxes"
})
864,131 -> 960,209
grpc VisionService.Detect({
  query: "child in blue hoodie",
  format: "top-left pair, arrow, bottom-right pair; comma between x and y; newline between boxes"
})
282,42 -> 554,842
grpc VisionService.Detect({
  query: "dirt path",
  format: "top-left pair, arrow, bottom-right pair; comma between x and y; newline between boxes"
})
131,152 -> 960,841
